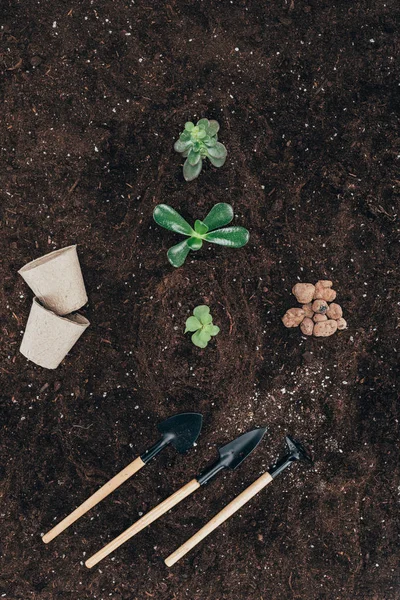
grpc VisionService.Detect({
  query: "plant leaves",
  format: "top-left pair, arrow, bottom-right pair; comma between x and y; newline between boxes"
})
187,237 -> 203,250
185,316 -> 201,333
197,129 -> 207,140
180,130 -> 191,142
194,219 -> 209,235
208,325 -> 220,336
207,120 -> 220,136
204,137 -> 217,147
204,226 -> 250,247
185,122 -> 195,131
183,157 -> 203,181
203,203 -> 233,231
200,313 -> 213,326
174,139 -> 192,153
167,239 -> 192,268
191,330 -> 209,348
207,141 -> 227,160
188,148 -> 201,165
193,305 -> 210,322
197,118 -> 209,130
208,154 -> 226,168
153,204 -> 194,236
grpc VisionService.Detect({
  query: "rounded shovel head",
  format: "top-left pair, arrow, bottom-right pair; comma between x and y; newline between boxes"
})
218,427 -> 267,470
158,412 -> 203,454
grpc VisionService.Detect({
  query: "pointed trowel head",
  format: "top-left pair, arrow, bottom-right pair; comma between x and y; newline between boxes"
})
218,427 -> 267,470
158,412 -> 203,454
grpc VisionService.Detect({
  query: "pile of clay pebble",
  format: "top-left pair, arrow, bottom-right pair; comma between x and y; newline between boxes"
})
282,280 -> 347,337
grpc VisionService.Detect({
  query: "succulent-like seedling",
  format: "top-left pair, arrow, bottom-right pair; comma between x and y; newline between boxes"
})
153,202 -> 249,268
185,305 -> 220,348
174,119 -> 227,181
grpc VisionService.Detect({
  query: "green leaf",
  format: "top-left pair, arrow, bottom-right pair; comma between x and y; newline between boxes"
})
180,130 -> 191,142
197,118 -> 209,130
191,330 -> 209,348
197,129 -> 207,140
198,329 -> 212,342
207,153 -> 227,168
183,158 -> 203,181
193,305 -> 210,322
185,316 -> 201,333
204,226 -> 250,247
200,313 -> 213,326
188,148 -> 201,166
208,325 -> 220,336
174,139 -> 192,153
192,141 -> 201,152
167,239 -> 192,268
207,142 -> 227,160
203,203 -> 233,231
207,120 -> 220,136
187,237 -> 203,250
194,219 -> 209,235
185,122 -> 195,131
153,204 -> 194,236
204,137 -> 217,147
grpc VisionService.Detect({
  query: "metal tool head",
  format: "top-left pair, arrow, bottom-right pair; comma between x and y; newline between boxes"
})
218,427 -> 267,470
285,436 -> 313,464
158,412 -> 203,454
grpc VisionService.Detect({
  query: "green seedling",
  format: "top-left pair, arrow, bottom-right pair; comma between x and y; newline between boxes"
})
153,202 -> 250,268
185,305 -> 220,348
174,118 -> 227,181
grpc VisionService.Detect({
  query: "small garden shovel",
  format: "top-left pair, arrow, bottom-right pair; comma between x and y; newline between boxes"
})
85,427 -> 267,568
165,436 -> 312,566
42,412 -> 203,543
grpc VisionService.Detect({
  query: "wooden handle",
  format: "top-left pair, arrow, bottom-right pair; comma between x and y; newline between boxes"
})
86,478 -> 200,568
165,471 -> 273,567
42,456 -> 145,544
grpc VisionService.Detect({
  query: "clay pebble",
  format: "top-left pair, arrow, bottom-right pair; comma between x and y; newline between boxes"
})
282,308 -> 305,328
312,299 -> 329,314
313,313 -> 327,322
292,283 -> 315,304
300,317 -> 314,335
336,317 -> 347,330
326,303 -> 343,320
313,319 -> 338,337
302,303 -> 314,318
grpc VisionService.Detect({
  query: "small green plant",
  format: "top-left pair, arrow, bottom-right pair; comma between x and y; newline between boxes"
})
174,118 -> 227,181
153,202 -> 250,267
185,305 -> 220,348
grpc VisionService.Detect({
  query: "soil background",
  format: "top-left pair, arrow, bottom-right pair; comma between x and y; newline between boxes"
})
1,1 -> 399,599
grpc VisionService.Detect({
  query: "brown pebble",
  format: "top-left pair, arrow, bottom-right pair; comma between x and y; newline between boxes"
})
326,303 -> 343,319
336,317 -> 347,330
313,319 -> 338,337
302,303 -> 314,318
313,313 -> 327,322
300,317 -> 314,335
319,287 -> 337,302
313,280 -> 333,299
282,308 -> 305,328
292,283 -> 315,304
312,299 -> 329,314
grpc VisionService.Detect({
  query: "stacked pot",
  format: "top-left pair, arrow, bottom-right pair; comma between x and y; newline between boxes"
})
18,245 -> 90,369
282,280 -> 347,337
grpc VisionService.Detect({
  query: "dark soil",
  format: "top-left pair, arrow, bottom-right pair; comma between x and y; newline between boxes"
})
1,1 -> 399,598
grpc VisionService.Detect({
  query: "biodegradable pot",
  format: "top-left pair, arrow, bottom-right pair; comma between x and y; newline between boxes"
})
20,298 -> 90,369
18,245 -> 88,315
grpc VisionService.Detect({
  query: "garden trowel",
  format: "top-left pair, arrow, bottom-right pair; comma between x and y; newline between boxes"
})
85,427 -> 267,568
42,412 -> 203,543
165,436 -> 313,566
